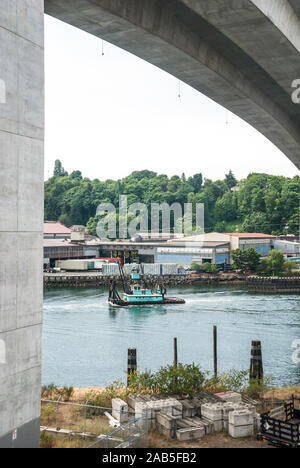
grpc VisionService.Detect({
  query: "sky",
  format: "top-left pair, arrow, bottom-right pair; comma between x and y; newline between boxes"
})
44,15 -> 299,182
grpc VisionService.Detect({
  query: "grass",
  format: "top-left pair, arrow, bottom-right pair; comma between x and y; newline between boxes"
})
40,401 -> 112,435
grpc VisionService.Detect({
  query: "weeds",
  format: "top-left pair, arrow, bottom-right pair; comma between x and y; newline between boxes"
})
42,384 -> 74,402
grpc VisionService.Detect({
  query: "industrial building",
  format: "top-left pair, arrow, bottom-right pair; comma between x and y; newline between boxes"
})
272,239 -> 300,258
156,233 -> 231,266
43,232 -> 299,270
228,233 -> 275,257
44,222 -> 72,239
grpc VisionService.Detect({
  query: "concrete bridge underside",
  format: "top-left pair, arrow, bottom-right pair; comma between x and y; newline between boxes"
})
0,0 -> 300,447
44,0 -> 300,169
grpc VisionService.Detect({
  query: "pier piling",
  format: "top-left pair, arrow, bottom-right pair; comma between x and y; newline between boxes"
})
173,337 -> 178,368
213,326 -> 218,379
250,340 -> 264,381
127,348 -> 137,386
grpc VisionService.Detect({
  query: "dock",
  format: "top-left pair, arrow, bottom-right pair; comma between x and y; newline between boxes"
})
247,276 -> 300,294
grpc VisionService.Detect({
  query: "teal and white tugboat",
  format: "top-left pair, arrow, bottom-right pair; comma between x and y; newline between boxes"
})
108,266 -> 185,307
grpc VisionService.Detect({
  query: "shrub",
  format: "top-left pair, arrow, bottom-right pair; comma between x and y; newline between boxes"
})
83,381 -> 128,418
41,384 -> 74,402
41,383 -> 58,399
191,262 -> 201,272
128,364 -> 207,398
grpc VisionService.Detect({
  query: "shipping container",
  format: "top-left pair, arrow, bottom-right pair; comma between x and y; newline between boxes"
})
161,263 -> 179,275
55,259 -> 89,271
142,263 -> 161,276
102,264 -> 120,276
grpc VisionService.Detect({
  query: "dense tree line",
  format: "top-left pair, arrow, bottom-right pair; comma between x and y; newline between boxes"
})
44,160 -> 300,237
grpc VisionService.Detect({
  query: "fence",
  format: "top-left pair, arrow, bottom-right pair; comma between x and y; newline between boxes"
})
85,412 -> 149,448
40,399 -> 149,448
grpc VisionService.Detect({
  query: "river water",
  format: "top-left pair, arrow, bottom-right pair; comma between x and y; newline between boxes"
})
42,285 -> 300,388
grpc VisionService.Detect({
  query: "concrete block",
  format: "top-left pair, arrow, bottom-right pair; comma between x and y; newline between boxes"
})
156,423 -> 173,439
160,399 -> 182,419
182,400 -> 197,418
135,401 -> 148,419
201,403 -> 224,421
176,426 -> 205,441
156,412 -> 177,430
197,417 -> 214,435
228,423 -> 254,438
201,403 -> 224,432
127,395 -> 143,411
215,391 -> 242,404
229,410 -> 254,427
112,398 -> 128,423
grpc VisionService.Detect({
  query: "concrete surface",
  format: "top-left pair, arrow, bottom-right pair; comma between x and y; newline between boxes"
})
0,0 -> 44,448
44,0 -> 300,169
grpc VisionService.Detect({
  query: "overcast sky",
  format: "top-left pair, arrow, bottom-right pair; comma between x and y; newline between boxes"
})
44,15 -> 299,182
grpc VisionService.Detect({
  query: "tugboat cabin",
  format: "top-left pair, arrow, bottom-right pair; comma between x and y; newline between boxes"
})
122,284 -> 164,303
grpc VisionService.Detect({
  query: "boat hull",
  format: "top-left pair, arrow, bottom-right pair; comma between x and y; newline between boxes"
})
108,297 -> 185,307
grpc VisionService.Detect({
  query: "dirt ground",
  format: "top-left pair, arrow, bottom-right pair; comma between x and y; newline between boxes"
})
148,430 -> 273,449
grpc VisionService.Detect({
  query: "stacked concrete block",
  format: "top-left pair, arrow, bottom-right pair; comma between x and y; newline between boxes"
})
156,412 -> 177,438
215,391 -> 242,404
176,417 -> 209,440
135,398 -> 182,429
222,401 -> 257,431
228,410 -> 254,438
112,398 -> 128,424
176,426 -> 205,441
201,403 -> 224,432
181,400 -> 198,418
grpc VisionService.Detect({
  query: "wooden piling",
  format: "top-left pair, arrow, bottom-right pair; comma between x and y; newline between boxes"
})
250,340 -> 263,381
127,348 -> 137,386
173,337 -> 178,368
213,326 -> 218,379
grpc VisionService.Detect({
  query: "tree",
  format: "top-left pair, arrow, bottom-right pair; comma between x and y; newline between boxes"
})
242,212 -> 271,234
191,262 -> 201,272
266,250 -> 285,276
244,248 -> 261,271
225,170 -> 237,189
284,261 -> 295,275
201,263 -> 218,273
53,159 -> 68,177
232,249 -> 247,271
232,248 -> 261,272
44,167 -> 298,238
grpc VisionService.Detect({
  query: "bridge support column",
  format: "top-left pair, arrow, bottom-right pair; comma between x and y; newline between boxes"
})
0,1 -> 44,448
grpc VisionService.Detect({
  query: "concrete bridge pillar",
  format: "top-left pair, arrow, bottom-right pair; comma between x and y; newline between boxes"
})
0,1 -> 44,448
